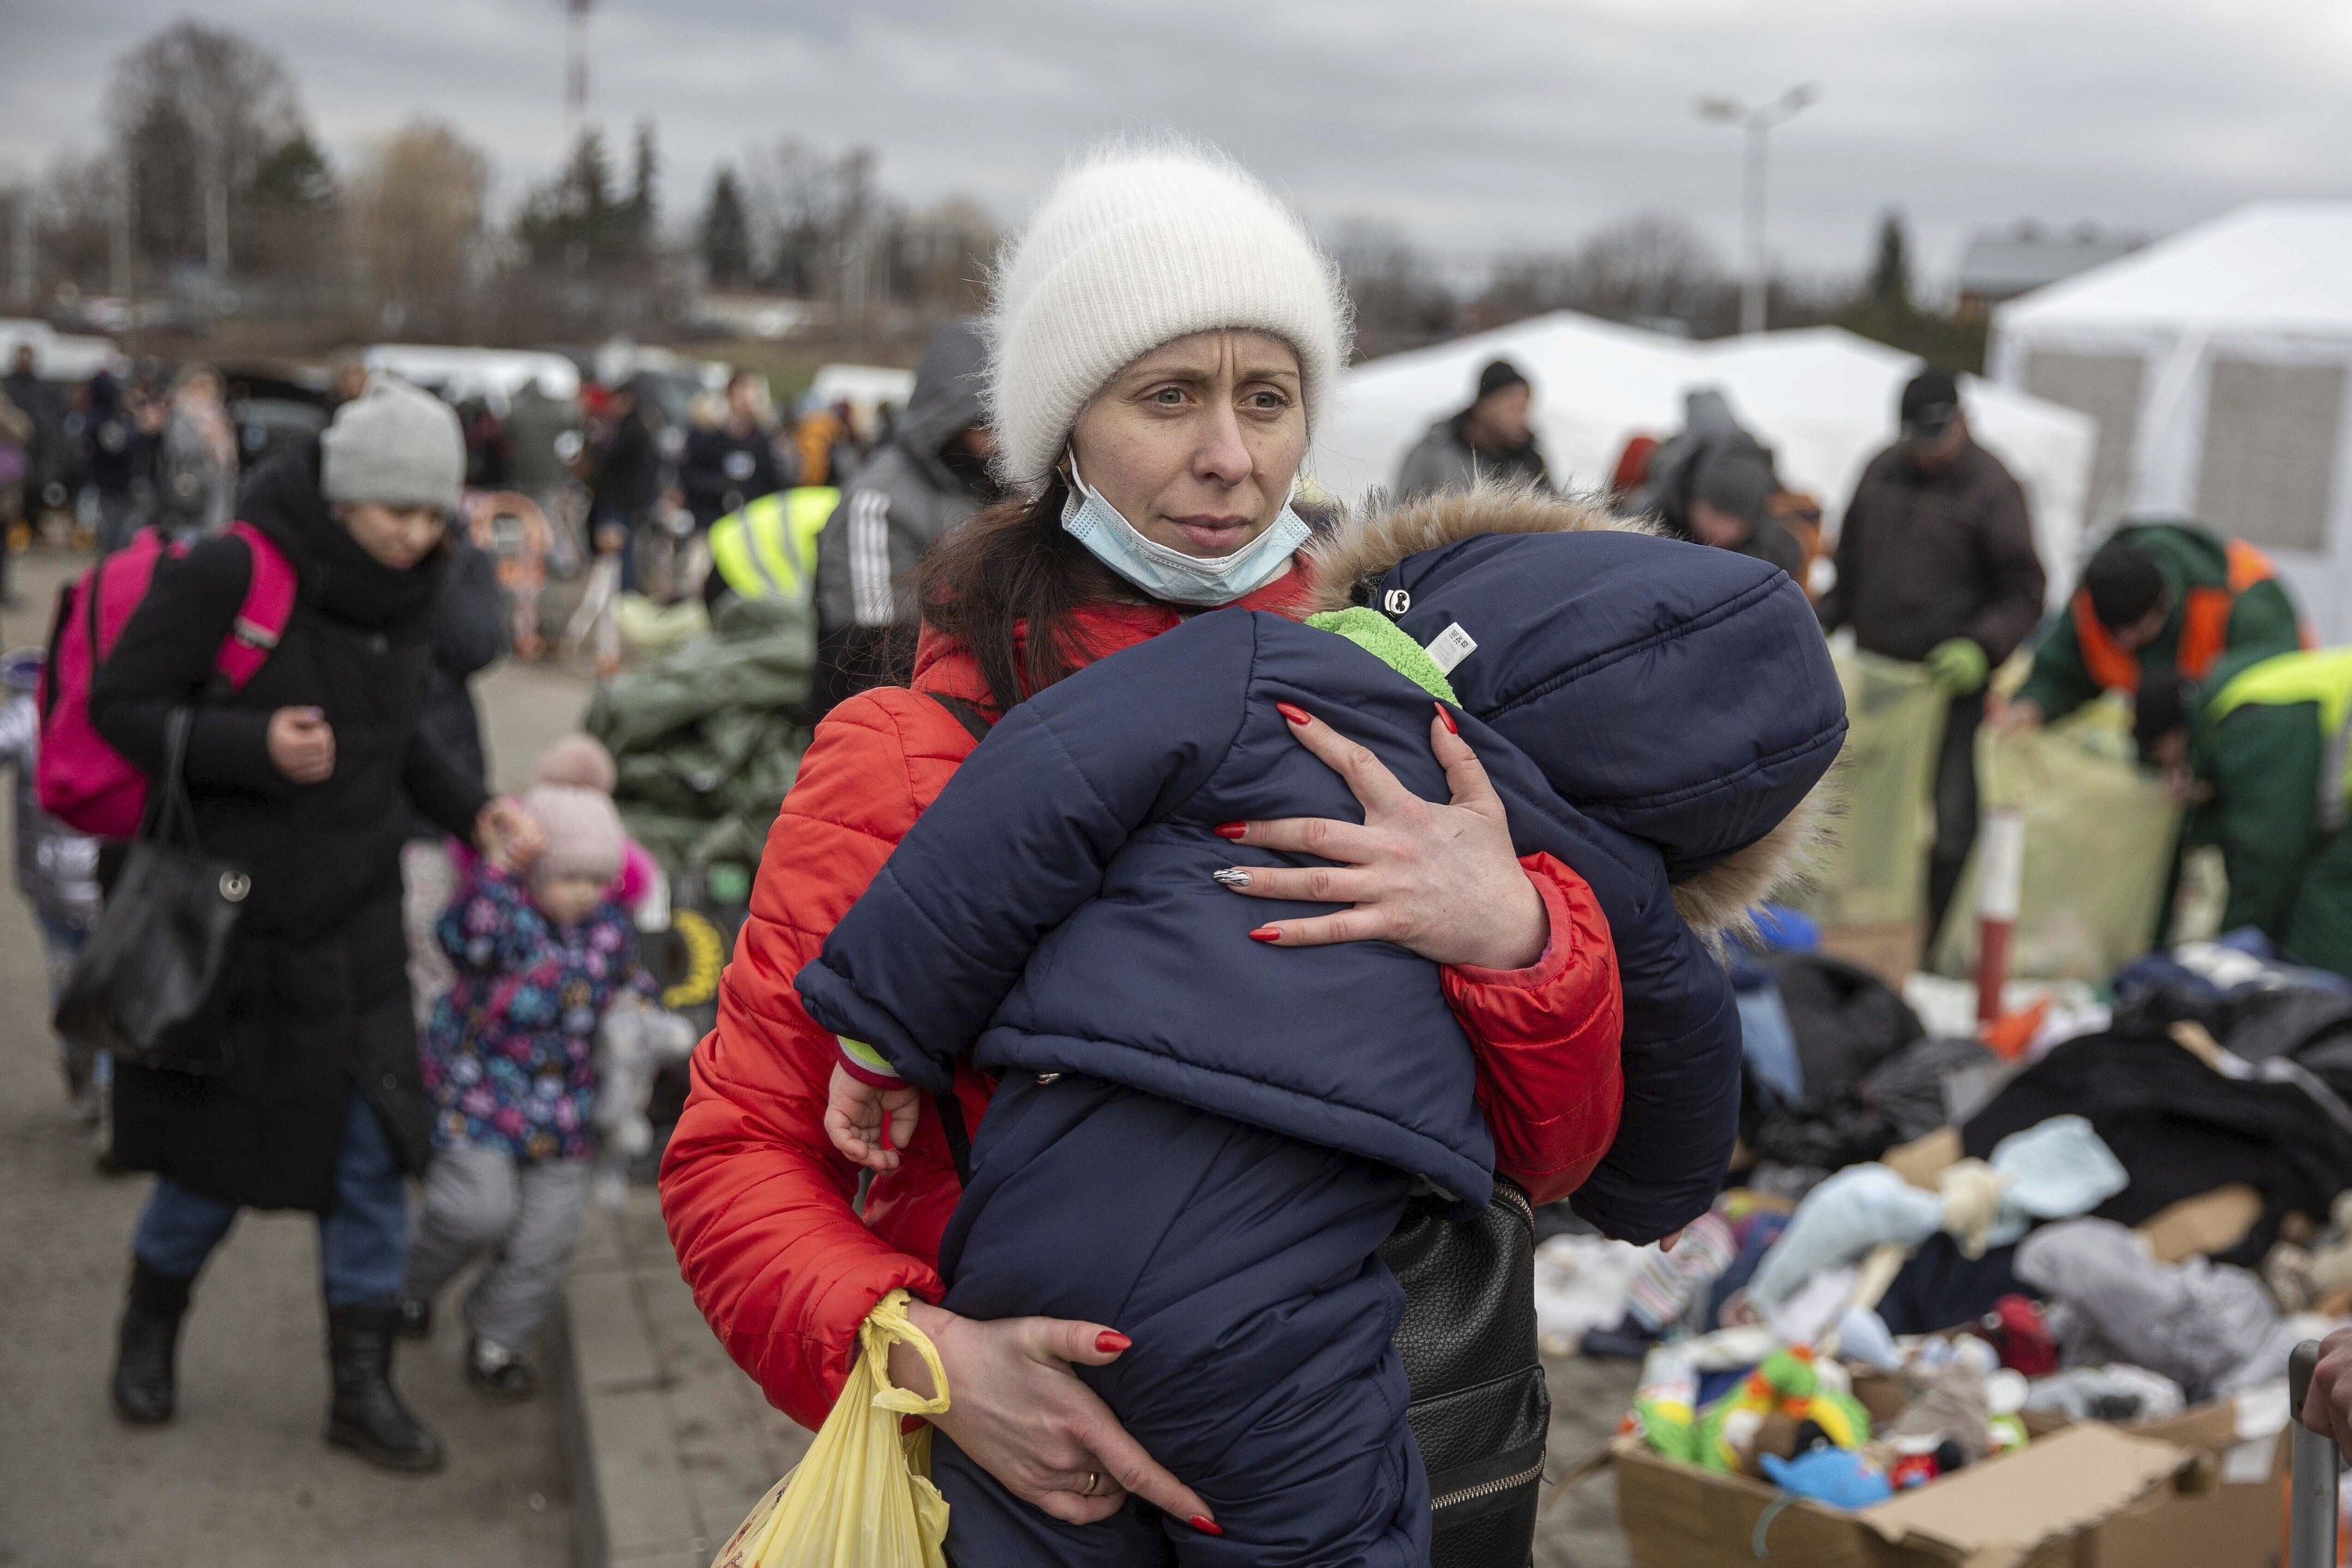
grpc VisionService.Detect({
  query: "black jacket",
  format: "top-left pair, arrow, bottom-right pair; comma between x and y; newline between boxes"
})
589,407 -> 660,526
1817,441 -> 2047,665
410,536 -> 508,837
680,423 -> 786,529
90,441 -> 488,1211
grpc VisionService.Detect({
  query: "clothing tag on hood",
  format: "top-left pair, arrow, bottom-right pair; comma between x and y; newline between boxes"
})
1425,622 -> 1478,677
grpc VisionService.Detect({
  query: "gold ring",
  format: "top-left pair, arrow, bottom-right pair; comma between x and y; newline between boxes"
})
1080,1471 -> 1102,1497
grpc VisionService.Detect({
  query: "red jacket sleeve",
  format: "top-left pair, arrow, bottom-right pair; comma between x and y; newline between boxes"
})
1441,853 -> 1625,1205
657,689 -> 977,1430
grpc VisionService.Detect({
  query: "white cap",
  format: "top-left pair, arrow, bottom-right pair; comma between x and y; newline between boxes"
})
985,143 -> 1352,491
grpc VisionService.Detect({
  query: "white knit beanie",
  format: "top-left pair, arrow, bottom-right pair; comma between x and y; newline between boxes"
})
986,143 -> 1353,491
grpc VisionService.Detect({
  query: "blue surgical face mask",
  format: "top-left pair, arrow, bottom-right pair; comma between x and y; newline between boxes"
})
1059,456 -> 1310,607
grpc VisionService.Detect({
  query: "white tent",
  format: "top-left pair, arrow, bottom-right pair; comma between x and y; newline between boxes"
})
1990,201 -> 2352,641
1315,313 -> 2096,604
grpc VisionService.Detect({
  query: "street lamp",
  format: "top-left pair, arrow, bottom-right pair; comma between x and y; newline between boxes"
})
1697,85 -> 1819,336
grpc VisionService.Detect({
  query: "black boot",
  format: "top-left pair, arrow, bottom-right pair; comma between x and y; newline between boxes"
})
393,1295 -> 433,1341
111,1259 -> 193,1425
326,1303 -> 445,1473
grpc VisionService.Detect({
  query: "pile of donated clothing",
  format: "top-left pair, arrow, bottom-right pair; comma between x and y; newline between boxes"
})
1534,913 -> 2352,1510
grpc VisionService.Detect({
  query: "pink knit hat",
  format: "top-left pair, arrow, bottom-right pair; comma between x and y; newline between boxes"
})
535,733 -> 618,793
520,783 -> 625,884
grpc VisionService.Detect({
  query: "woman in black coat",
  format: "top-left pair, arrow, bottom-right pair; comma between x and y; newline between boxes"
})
89,379 -> 538,1472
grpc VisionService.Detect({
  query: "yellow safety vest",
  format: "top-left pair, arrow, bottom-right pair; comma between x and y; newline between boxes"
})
708,486 -> 839,603
2209,647 -> 2352,820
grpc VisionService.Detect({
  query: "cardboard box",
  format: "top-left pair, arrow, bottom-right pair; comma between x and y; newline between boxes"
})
1615,1414 -> 2284,1568
1818,920 -> 1922,992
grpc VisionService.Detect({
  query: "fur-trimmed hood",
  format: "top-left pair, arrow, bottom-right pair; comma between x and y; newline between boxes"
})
1304,486 -> 1845,938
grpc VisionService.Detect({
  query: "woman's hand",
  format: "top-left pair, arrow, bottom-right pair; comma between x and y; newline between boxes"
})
474,796 -> 545,871
266,706 -> 336,784
888,1298 -> 1219,1534
1214,702 -> 1548,971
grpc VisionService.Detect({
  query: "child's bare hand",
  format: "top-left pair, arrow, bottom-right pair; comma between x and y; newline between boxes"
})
824,1062 -> 920,1173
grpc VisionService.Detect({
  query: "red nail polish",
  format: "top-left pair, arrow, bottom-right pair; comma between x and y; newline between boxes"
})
1095,1330 -> 1131,1354
1249,927 -> 1281,943
1435,702 -> 1457,735
1276,702 -> 1312,726
1214,822 -> 1248,840
1190,1515 -> 1224,1536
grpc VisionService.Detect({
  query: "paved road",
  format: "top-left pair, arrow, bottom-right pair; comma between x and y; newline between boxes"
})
0,549 -> 583,1568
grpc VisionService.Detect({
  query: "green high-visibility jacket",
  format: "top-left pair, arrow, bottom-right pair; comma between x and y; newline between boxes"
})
708,486 -> 839,604
2189,646 -> 2352,976
2015,522 -> 2303,724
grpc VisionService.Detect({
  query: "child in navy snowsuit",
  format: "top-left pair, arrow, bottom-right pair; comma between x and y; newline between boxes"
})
797,499 -> 1846,1564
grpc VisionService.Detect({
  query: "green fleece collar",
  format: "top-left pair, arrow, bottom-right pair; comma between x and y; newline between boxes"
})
1305,607 -> 1458,705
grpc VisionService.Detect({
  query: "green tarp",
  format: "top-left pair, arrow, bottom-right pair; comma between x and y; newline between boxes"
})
1930,698 -> 2182,982
586,595 -> 815,869
1788,650 -> 1947,931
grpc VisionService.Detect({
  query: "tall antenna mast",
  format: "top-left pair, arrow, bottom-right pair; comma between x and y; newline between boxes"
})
563,0 -> 594,150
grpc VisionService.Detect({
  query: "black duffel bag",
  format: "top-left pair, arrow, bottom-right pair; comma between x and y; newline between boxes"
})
55,708 -> 250,1074
1384,1174 -> 1548,1567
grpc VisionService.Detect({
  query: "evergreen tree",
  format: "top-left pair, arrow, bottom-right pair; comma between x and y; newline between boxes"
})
517,127 -> 619,270
699,164 -> 751,289
1867,209 -> 1911,312
626,120 -> 658,258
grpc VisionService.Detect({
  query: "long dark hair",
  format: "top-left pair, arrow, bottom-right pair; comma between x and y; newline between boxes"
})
918,473 -> 1139,713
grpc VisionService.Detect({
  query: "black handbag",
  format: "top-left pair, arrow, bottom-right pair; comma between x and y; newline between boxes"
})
55,708 -> 252,1075
1383,1175 -> 1549,1568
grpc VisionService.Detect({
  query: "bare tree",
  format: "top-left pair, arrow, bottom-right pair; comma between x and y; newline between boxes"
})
740,139 -> 883,310
887,196 -> 999,319
1327,220 -> 1457,358
103,19 -> 308,285
348,121 -> 488,336
29,150 -> 119,303
1479,214 -> 1732,335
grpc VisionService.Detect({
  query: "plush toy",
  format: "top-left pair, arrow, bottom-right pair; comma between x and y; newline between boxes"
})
1693,1347 -> 1873,1472
592,993 -> 700,1206
1762,1446 -> 1893,1509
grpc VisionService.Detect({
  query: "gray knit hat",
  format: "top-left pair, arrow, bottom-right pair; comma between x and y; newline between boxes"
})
320,374 -> 465,514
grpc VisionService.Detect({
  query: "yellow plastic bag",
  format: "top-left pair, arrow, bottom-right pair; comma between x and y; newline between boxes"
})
712,1289 -> 952,1568
1931,697 -> 2183,982
1789,649 -> 1949,928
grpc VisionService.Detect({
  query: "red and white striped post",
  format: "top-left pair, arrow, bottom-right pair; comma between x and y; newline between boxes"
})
1975,807 -> 2026,1029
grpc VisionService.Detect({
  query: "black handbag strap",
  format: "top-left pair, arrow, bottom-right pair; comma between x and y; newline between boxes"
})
932,1087 -> 975,1186
142,706 -> 201,851
927,690 -> 996,746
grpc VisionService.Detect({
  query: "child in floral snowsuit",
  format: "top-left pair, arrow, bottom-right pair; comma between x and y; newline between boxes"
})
399,746 -> 650,1396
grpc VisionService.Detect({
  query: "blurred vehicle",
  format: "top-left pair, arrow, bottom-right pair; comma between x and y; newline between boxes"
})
361,344 -> 581,408
220,367 -> 332,476
806,362 -> 916,445
0,321 -> 124,384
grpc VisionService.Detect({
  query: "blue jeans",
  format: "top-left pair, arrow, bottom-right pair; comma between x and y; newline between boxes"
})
132,1090 -> 409,1306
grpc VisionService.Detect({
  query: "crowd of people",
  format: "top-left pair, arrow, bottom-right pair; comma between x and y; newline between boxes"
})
12,136 -> 2352,1567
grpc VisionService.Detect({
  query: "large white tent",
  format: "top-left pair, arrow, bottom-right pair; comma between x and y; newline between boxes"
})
1314,313 -> 2096,604
1989,201 -> 2352,641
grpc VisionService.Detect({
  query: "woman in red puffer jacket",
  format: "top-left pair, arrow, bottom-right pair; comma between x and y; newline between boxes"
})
659,145 -> 1628,1541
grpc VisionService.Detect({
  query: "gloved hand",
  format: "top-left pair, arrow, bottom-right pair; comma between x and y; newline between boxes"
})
1923,637 -> 1990,696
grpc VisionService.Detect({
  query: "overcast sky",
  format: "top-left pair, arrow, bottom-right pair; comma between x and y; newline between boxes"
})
5,0 -> 2350,289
